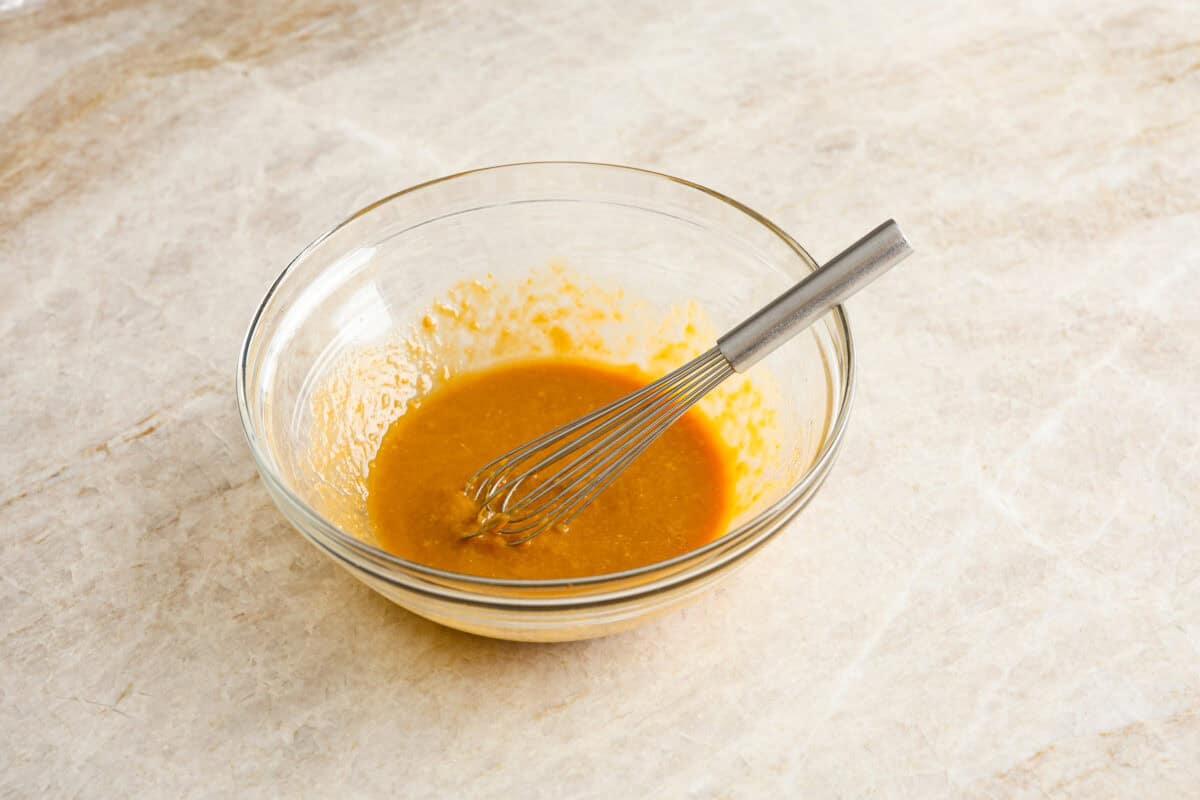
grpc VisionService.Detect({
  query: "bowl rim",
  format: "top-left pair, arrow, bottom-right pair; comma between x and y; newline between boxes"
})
237,160 -> 855,596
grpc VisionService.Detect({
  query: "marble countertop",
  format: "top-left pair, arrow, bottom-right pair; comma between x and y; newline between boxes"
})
3,1 -> 1197,796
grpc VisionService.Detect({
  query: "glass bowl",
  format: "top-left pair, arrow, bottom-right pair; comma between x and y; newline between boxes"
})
237,162 -> 854,642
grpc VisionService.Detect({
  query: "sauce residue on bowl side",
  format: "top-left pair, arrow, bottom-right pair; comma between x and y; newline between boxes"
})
300,264 -> 799,578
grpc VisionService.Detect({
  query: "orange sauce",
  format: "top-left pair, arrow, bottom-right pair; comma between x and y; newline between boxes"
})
367,359 -> 735,579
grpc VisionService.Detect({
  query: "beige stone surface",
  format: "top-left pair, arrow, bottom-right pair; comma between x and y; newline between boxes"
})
2,1 -> 1198,796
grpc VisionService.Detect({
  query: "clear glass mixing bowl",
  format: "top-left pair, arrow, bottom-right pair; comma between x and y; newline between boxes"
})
237,162 -> 854,642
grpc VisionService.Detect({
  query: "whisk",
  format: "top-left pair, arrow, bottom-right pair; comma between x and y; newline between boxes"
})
464,219 -> 912,544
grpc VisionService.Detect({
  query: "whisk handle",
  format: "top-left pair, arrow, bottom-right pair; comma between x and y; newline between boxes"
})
717,219 -> 912,372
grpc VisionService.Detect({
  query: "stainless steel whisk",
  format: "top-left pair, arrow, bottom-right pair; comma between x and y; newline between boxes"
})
464,220 -> 913,544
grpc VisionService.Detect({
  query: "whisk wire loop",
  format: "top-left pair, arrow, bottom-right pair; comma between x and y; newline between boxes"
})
464,348 -> 733,543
